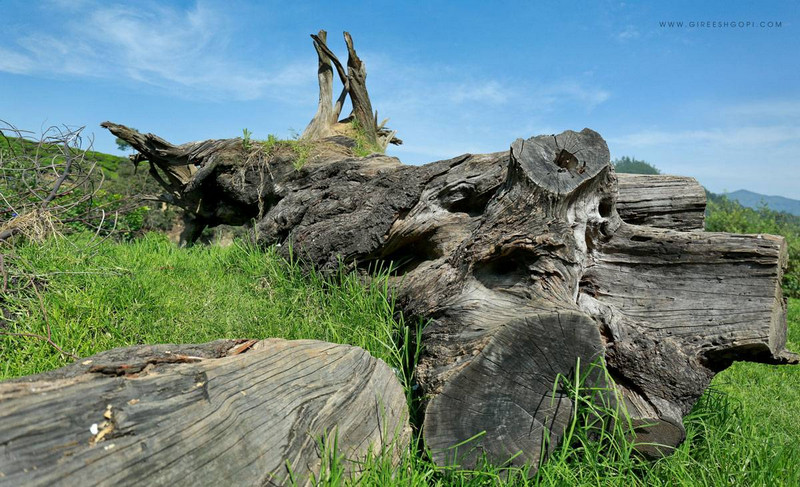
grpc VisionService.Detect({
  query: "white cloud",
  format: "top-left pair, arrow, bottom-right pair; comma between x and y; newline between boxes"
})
0,48 -> 34,74
1,2 -> 314,101
541,81 -> 611,109
723,100 -> 800,120
448,81 -> 511,104
609,126 -> 800,147
373,70 -> 609,119
616,25 -> 640,41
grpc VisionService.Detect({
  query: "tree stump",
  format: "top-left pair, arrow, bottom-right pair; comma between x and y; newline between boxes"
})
99,30 -> 798,474
0,339 -> 410,486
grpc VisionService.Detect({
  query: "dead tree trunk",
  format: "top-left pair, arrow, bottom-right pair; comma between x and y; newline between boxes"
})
301,30 -> 400,151
105,121 -> 797,471
101,32 -> 400,247
97,31 -> 798,474
0,339 -> 409,486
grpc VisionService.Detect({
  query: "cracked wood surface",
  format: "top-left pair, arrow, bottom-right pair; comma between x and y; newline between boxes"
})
616,174 -> 706,231
0,339 -> 409,486
103,122 -> 797,473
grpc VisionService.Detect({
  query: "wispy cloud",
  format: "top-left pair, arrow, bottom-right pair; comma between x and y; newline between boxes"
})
371,64 -> 609,117
610,126 -> 800,147
1,2 -> 313,101
616,25 -> 640,41
448,81 -> 511,104
539,81 -> 611,109
0,47 -> 35,74
723,100 -> 800,120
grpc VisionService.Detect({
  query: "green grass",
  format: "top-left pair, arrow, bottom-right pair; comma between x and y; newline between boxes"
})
260,133 -> 313,170
349,118 -> 384,157
1,234 -> 799,485
0,234 -> 413,381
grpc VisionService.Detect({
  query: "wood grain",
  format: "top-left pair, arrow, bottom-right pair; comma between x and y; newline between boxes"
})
617,174 -> 706,231
103,118 -> 796,474
0,339 -> 409,486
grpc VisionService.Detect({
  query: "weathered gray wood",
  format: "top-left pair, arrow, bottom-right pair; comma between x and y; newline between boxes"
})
578,224 -> 791,456
387,131 -> 664,467
299,31 -> 400,150
99,31 -> 797,473
343,31 -> 378,147
0,339 -> 410,486
302,30 -> 340,141
98,120 -> 707,247
105,119 -> 797,473
616,174 -> 706,231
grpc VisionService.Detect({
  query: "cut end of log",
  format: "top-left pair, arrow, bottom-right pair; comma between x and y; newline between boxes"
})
509,129 -> 610,197
423,311 -> 604,470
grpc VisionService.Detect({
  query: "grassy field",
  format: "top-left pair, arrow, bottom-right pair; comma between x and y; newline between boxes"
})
1,234 -> 799,485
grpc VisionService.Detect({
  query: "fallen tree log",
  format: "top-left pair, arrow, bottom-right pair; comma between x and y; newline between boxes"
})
616,174 -> 707,231
98,31 -> 797,474
0,339 -> 409,486
105,121 -> 797,469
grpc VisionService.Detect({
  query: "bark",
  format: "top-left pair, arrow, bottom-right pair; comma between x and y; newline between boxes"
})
102,122 -> 797,473
0,339 -> 409,486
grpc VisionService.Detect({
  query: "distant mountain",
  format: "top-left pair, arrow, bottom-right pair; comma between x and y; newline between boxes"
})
724,190 -> 800,216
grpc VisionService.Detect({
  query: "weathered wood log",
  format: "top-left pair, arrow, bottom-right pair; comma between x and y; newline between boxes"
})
0,339 -> 410,486
104,120 -> 797,473
616,174 -> 707,231
96,28 -> 797,476
579,224 -> 792,456
100,126 -> 704,248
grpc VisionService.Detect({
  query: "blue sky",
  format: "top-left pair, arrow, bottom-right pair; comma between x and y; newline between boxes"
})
2,0 -> 798,198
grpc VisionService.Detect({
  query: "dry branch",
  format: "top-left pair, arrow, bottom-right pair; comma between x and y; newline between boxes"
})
0,121 -> 112,244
